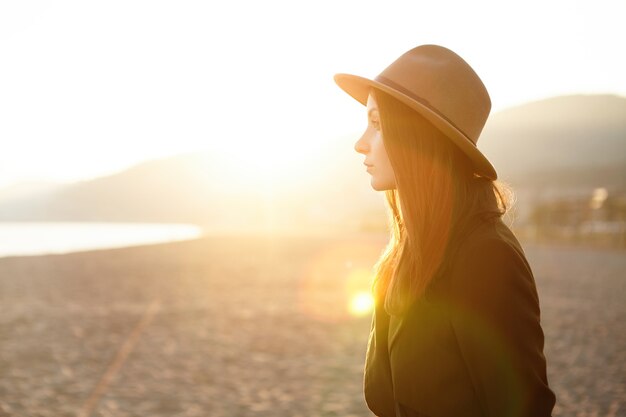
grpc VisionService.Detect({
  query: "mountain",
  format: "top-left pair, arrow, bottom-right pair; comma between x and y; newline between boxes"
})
0,94 -> 623,232
0,152 -> 257,224
0,181 -> 64,203
479,94 -> 626,190
0,146 -> 386,233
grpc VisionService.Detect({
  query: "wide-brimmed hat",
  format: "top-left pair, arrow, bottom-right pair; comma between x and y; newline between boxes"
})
334,44 -> 497,180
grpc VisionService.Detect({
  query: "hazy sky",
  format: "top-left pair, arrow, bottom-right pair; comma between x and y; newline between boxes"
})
1,0 -> 624,188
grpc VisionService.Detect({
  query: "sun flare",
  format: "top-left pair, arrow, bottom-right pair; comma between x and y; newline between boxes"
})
349,291 -> 375,316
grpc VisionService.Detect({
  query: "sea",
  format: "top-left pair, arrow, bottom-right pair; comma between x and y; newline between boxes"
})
0,222 -> 205,258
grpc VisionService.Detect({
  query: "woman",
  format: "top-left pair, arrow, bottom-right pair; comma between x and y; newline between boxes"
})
334,45 -> 556,417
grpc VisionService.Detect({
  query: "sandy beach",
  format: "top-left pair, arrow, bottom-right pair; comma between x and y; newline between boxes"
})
0,233 -> 624,417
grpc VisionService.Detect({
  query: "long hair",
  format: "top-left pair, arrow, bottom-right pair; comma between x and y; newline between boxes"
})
371,88 -> 513,316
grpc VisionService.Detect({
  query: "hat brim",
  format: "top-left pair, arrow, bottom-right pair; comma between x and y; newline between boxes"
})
334,73 -> 498,180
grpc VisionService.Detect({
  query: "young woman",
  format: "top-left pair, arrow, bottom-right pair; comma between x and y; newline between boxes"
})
334,45 -> 556,417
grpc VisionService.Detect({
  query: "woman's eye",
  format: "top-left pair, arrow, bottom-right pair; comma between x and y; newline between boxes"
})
371,119 -> 380,130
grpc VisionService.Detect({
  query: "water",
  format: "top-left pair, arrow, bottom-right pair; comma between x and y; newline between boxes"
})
0,222 -> 204,258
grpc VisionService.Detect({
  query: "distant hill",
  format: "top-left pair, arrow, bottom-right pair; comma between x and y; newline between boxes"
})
479,94 -> 626,190
0,146 -> 386,233
0,181 -> 63,203
0,152 -> 266,225
0,94 -> 623,232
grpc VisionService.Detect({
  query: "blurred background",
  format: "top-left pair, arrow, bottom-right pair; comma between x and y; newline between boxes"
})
0,1 -> 624,416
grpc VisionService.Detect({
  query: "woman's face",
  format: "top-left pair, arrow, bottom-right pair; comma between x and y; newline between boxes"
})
354,93 -> 397,191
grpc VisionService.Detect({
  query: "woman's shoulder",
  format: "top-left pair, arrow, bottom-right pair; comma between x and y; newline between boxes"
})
454,217 -> 528,269
425,216 -> 534,305
442,217 -> 538,306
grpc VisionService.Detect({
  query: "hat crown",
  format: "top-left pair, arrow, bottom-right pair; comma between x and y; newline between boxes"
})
376,45 -> 491,144
333,43 -> 498,180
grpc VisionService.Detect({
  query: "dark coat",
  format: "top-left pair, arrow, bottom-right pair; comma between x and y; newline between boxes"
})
363,217 -> 556,417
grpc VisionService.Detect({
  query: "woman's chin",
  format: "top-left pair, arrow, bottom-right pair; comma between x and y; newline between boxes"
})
370,178 -> 395,191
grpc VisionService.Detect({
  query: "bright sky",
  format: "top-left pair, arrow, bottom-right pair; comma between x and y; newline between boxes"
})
1,0 -> 624,188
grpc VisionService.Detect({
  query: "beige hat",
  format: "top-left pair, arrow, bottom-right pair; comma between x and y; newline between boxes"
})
334,44 -> 497,180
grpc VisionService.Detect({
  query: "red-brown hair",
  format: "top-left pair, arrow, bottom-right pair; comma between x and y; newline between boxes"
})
371,88 -> 513,316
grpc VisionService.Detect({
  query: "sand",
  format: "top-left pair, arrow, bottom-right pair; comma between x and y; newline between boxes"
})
0,233 -> 624,417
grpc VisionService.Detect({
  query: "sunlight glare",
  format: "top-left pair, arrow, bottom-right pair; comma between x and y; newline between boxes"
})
298,240 -> 384,322
349,291 -> 374,316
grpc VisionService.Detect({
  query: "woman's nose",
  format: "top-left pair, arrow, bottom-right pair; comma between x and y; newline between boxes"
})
354,128 -> 370,155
